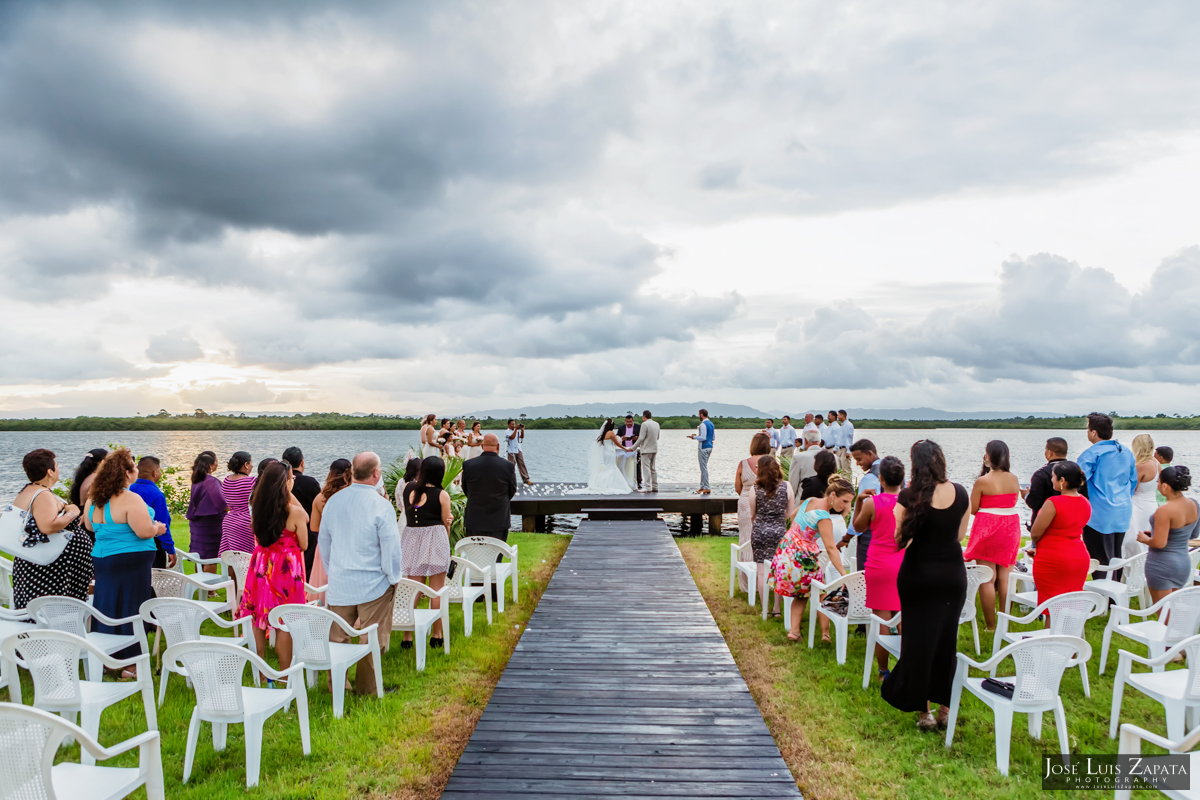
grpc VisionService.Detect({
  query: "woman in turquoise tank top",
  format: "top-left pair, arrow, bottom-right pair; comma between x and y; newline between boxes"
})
82,448 -> 163,673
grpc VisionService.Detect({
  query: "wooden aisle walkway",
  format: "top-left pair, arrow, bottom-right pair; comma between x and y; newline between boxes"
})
442,519 -> 802,799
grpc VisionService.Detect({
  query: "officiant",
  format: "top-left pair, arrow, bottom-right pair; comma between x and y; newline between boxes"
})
616,414 -> 640,489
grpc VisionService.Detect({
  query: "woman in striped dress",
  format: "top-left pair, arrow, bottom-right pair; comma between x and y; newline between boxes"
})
219,451 -> 257,555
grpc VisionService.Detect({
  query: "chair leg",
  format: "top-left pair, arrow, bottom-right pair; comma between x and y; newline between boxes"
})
497,578 -> 506,614
835,619 -> 847,665
863,623 -> 877,690
1028,710 -> 1042,740
972,618 -> 980,655
945,666 -> 963,747
1099,620 -> 1114,674
807,597 -> 818,649
1078,663 -> 1091,699
80,705 -> 101,766
484,582 -> 493,624
1109,670 -> 1126,739
782,597 -> 792,629
464,599 -> 473,637
729,551 -> 736,598
1053,700 -> 1069,756
87,651 -> 103,683
332,666 -> 347,719
183,710 -> 201,784
1150,642 -> 1167,673
373,641 -> 385,693
213,721 -> 227,752
1165,701 -> 1185,743
747,573 -> 756,609
141,675 -> 158,731
143,733 -> 165,800
295,684 -> 311,755
415,628 -> 427,672
158,668 -> 170,707
245,715 -> 264,788
994,707 -> 1014,776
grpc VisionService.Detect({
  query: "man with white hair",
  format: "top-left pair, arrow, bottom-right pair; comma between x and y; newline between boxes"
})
789,429 -> 823,497
320,451 -> 402,697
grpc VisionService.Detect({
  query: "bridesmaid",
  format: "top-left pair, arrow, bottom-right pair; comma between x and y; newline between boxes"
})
733,433 -> 772,592
218,451 -> 256,555
419,414 -> 440,458
464,422 -> 485,459
184,451 -> 225,570
1124,434 -> 1161,558
963,440 -> 1021,630
852,455 -> 905,682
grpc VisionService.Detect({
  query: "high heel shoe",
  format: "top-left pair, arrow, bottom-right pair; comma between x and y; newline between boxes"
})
428,637 -> 444,649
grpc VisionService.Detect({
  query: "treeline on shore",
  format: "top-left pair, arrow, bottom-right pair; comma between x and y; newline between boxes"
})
0,412 -> 1198,432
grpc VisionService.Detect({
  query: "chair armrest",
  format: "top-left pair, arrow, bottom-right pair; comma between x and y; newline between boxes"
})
243,650 -> 306,681
732,541 -> 751,558
812,572 -> 854,593
329,614 -> 379,639
415,583 -> 448,601
1120,635 -> 1200,668
1117,722 -> 1200,754
211,613 -> 253,631
79,730 -> 161,762
95,651 -> 151,672
1113,594 -> 1173,619
304,583 -> 328,594
956,651 -> 996,672
0,608 -> 30,622
86,607 -> 144,628
869,611 -> 901,627
1090,558 -> 1128,575
180,551 -> 223,566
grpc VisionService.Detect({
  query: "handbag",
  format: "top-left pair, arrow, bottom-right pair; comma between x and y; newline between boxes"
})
0,488 -> 71,566
981,677 -> 1015,699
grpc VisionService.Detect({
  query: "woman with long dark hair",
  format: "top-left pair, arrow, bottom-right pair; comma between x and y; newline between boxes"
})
420,414 -> 440,458
1139,466 -> 1199,605
219,451 -> 256,555
237,461 -> 308,682
749,455 -> 797,618
69,448 -> 108,508
306,458 -> 353,589
963,439 -> 1021,630
401,456 -> 453,647
184,450 -> 225,565
881,440 -> 969,731
734,433 -> 773,592
800,449 -> 837,500
1029,461 -> 1091,606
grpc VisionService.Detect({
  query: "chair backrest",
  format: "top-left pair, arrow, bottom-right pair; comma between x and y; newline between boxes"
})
1045,591 -> 1106,638
3,630 -> 84,706
26,596 -> 91,639
0,704 -> 65,800
270,605 -> 333,667
391,578 -> 430,627
1164,588 -> 1200,643
443,556 -> 474,598
1122,552 -> 1149,592
455,536 -> 509,568
961,564 -> 994,622
221,550 -> 253,604
845,571 -> 869,619
1008,635 -> 1090,707
151,568 -> 189,599
0,556 -> 13,609
1178,636 -> 1200,702
167,642 -> 248,717
141,598 -> 208,649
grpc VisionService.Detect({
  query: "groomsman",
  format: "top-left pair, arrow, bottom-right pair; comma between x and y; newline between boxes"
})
634,410 -> 660,492
803,413 -> 820,442
763,419 -> 782,452
836,410 -> 854,473
778,416 -> 798,457
819,411 -> 840,451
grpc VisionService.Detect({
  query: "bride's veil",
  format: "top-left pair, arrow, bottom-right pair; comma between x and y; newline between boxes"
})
585,420 -> 605,486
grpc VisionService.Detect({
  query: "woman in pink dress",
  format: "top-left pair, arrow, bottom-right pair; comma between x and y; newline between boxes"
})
851,455 -> 905,682
963,440 -> 1022,630
237,461 -> 308,685
734,433 -> 772,592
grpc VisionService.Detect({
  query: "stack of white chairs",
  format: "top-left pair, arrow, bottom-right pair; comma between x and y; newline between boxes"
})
140,597 -> 256,705
0,607 -> 30,700
945,635 -> 1092,776
454,536 -> 519,613
1100,585 -> 1200,674
26,596 -> 147,682
1,630 -> 157,766
443,555 -> 492,636
807,570 -> 871,665
862,610 -> 901,689
0,702 -> 164,800
388,578 -> 449,671
1110,633 -> 1200,744
1089,552 -> 1151,613
961,564 -> 994,654
164,641 -> 310,789
992,590 -> 1106,697
728,541 -> 760,608
269,604 -> 381,718
1115,722 -> 1200,800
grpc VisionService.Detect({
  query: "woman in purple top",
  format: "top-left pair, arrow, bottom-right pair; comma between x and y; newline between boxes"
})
185,451 -> 226,562
219,451 -> 257,555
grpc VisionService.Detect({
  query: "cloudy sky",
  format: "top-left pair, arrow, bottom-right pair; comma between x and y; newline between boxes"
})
1,1 -> 1198,417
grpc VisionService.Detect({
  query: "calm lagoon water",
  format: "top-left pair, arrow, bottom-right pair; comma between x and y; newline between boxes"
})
3,428 -> 1194,533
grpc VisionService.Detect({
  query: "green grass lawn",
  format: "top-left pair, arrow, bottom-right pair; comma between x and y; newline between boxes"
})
678,536 -> 1181,800
3,521 -> 570,800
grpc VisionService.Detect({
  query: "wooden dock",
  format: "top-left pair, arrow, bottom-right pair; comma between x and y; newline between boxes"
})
442,519 -> 801,799
511,482 -> 737,534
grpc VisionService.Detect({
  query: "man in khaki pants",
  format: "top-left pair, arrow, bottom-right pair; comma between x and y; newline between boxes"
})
319,451 -> 403,696
634,409 -> 661,492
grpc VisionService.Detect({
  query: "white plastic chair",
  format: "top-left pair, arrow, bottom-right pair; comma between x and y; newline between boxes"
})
150,568 -> 234,616
1115,722 -> 1200,800
807,571 -> 871,665
1006,559 -> 1099,614
26,596 -> 148,683
443,555 -> 492,636
945,635 -> 1092,776
862,611 -> 902,689
0,607 -> 31,701
1110,634 -> 1200,744
1003,552 -> 1036,615
269,604 -> 382,718
388,578 -> 450,671
454,536 -> 518,612
1088,552 -> 1150,612
728,541 -> 759,608
1190,548 -> 1200,586
1100,586 -> 1200,674
960,564 -> 994,654
165,641 -> 310,789
0,555 -> 13,609
0,702 -> 164,800
1,630 -> 157,767
992,590 -> 1106,697
220,550 -> 254,610
140,597 -> 256,706
178,550 -> 228,586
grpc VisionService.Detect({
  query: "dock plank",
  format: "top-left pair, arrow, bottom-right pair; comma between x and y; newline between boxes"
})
442,519 -> 801,798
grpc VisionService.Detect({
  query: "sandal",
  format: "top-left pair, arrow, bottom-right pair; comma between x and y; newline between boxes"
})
786,632 -> 802,642
119,668 -> 137,681
917,711 -> 938,732
937,709 -> 950,730
820,635 -> 832,645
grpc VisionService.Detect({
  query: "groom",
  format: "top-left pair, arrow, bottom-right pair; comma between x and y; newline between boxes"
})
616,413 -> 641,488
634,410 -> 660,492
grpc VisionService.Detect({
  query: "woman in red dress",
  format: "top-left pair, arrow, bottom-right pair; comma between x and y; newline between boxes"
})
1030,461 -> 1092,607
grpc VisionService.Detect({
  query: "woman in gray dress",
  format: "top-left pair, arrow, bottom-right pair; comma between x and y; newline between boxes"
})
1137,466 -> 1199,605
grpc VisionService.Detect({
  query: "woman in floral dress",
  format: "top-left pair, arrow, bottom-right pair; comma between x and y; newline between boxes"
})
770,475 -> 854,642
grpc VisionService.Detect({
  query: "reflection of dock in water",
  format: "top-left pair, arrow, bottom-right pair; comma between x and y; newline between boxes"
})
511,482 -> 737,534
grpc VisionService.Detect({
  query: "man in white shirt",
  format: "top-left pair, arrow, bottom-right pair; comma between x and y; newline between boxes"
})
788,430 -> 822,496
836,410 -> 855,472
820,410 -> 840,452
802,413 -> 819,442
505,419 -> 532,484
320,451 -> 403,697
778,415 -> 798,457
763,419 -> 781,453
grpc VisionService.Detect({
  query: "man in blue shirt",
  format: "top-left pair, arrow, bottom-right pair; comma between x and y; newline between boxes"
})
688,409 -> 716,494
778,416 -> 798,457
763,419 -> 782,453
843,439 -> 882,568
129,456 -> 176,569
1077,413 -> 1138,579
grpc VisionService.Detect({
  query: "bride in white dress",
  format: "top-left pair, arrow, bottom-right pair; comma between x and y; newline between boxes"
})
568,419 -> 635,494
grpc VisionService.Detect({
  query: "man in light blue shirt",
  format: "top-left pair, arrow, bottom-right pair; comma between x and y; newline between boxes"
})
688,409 -> 716,493
764,419 -> 782,452
320,451 -> 403,696
778,416 -> 798,457
1077,413 -> 1138,579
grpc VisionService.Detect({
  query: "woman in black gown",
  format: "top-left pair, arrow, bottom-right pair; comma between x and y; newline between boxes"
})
881,440 -> 970,731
